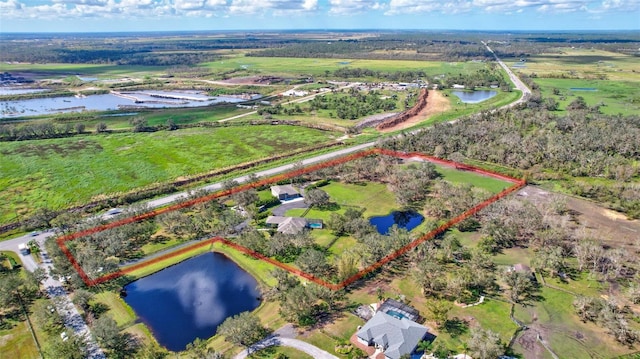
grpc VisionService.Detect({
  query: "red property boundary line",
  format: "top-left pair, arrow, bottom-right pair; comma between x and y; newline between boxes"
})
57,148 -> 525,289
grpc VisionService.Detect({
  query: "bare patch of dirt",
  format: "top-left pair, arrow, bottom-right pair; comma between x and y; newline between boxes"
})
517,185 -> 640,248
378,90 -> 451,133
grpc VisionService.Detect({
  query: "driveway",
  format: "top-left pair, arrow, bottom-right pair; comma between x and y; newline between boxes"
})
271,198 -> 309,216
234,324 -> 338,359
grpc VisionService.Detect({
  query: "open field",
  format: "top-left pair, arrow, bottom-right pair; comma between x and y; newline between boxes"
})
0,125 -> 339,224
513,286 -> 634,359
201,55 -> 486,78
535,78 -> 639,116
508,48 -> 640,83
0,321 -> 40,359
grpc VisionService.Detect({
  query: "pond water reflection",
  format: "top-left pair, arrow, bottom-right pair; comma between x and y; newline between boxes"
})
123,252 -> 261,351
451,90 -> 497,104
369,211 -> 424,235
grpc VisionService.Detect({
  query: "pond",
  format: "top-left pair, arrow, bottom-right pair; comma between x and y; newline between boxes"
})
369,211 -> 424,235
451,90 -> 497,104
122,252 -> 261,352
0,91 -> 260,118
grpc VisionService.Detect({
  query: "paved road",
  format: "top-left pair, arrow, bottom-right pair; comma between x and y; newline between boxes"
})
483,41 -> 532,107
2,234 -> 107,359
234,324 -> 338,359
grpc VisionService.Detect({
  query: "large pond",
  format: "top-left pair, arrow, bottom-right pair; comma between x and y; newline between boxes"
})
123,252 -> 261,352
369,211 -> 424,235
0,91 -> 259,118
451,90 -> 497,104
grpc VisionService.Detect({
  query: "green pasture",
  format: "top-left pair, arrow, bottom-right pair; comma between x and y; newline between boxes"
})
535,78 -> 640,116
0,125 -> 338,225
201,55 -> 485,78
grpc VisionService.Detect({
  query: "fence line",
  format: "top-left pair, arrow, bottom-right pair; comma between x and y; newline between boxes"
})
57,148 -> 525,289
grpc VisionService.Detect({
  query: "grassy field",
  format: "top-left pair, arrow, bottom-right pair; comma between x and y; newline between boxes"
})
513,286 -> 633,358
201,55 -> 486,78
0,125 -> 339,225
508,48 -> 640,83
0,320 -> 40,359
534,78 -> 639,116
434,164 -> 513,194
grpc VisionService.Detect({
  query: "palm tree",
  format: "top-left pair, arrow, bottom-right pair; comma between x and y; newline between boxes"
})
417,340 -> 433,354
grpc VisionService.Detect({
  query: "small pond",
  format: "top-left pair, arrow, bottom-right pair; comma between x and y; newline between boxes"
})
123,252 -> 261,352
369,211 -> 424,235
0,87 -> 50,95
451,90 -> 497,104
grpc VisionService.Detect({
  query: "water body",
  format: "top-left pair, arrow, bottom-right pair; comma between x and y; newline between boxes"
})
0,87 -> 50,95
0,91 -> 256,118
369,211 -> 424,235
570,87 -> 598,91
451,90 -> 497,104
123,252 -> 261,351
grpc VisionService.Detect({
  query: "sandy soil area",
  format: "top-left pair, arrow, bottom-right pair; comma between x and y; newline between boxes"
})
378,90 -> 451,133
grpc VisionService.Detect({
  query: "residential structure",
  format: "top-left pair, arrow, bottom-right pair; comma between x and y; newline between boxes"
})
355,309 -> 429,359
266,216 -> 323,235
271,185 -> 301,201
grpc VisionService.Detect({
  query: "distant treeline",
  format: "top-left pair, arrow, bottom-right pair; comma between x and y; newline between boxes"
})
248,35 -> 492,61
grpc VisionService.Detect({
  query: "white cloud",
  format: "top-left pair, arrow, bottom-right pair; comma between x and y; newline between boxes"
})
386,0 -> 638,13
329,0 -> 385,15
0,0 -> 637,21
229,0 -> 318,15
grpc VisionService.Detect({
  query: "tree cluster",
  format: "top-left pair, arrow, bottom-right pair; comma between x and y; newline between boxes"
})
384,106 -> 640,218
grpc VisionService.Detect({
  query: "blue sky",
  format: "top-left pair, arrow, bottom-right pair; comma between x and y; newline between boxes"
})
1,0 -> 638,32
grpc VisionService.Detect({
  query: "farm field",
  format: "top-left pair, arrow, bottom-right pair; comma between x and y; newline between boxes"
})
0,125 -> 339,225
201,55 -> 486,78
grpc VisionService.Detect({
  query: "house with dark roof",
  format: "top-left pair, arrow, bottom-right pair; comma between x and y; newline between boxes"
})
266,216 -> 323,235
271,185 -> 302,201
356,311 -> 429,359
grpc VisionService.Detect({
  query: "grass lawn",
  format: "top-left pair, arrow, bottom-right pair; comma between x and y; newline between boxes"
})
0,321 -> 40,359
93,291 -> 137,327
513,286 -> 633,358
435,164 -> 513,194
322,182 -> 398,217
122,241 -> 211,280
303,312 -> 365,354
248,346 -> 314,359
140,237 -> 183,256
0,125 -> 338,225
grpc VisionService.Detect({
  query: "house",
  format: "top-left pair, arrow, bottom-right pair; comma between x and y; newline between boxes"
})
271,185 -> 301,201
452,84 -> 465,89
266,216 -> 308,235
266,216 -> 323,235
356,311 -> 429,359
